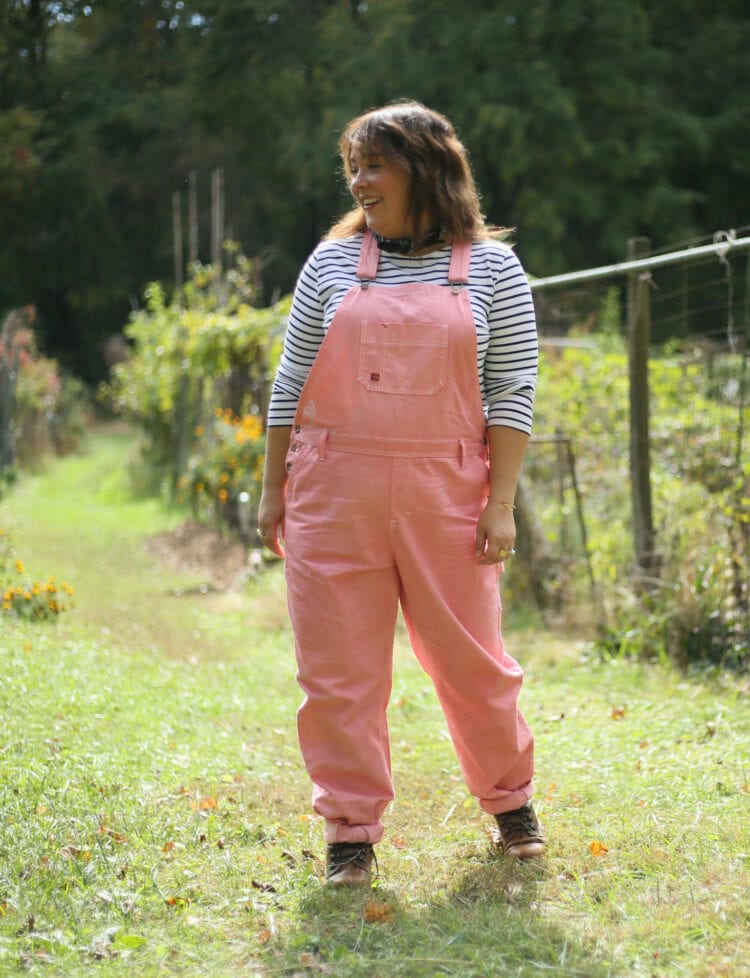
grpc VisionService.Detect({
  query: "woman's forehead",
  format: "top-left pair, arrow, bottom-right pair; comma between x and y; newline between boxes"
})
347,136 -> 387,163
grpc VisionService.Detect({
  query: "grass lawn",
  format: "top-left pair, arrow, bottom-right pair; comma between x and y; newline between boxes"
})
1,427 -> 748,977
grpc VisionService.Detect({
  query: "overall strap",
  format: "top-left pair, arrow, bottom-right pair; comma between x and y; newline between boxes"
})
448,241 -> 472,284
356,231 -> 380,282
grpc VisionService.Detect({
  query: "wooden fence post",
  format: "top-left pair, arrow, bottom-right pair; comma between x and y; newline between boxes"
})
188,170 -> 199,264
0,346 -> 19,469
627,236 -> 657,582
172,190 -> 183,293
211,167 -> 224,272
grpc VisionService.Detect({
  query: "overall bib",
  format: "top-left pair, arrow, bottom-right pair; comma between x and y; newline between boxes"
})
284,232 -> 534,844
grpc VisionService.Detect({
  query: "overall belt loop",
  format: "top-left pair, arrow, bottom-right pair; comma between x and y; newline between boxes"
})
317,429 -> 329,461
458,438 -> 467,470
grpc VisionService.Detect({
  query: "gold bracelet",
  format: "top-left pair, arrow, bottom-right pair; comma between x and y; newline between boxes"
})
489,498 -> 516,511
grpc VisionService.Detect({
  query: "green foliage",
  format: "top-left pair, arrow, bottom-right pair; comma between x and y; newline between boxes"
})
0,527 -> 73,620
532,331 -> 748,667
178,408 -> 265,533
0,1 -> 748,378
1,307 -> 87,469
103,250 -> 285,519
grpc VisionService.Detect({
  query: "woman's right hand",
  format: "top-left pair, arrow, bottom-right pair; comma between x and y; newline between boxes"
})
257,487 -> 286,559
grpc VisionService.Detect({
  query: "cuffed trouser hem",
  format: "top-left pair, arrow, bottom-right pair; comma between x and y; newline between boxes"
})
323,821 -> 383,845
480,783 -> 535,816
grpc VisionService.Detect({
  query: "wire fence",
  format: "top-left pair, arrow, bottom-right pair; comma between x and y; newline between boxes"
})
517,227 -> 749,662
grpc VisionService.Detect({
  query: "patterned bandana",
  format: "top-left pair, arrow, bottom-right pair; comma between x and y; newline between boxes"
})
373,226 -> 445,255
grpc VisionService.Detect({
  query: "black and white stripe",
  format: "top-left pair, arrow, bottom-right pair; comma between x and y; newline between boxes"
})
268,235 -> 538,434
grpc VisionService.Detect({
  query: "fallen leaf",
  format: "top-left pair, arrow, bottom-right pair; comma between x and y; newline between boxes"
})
363,899 -> 394,924
392,836 -> 408,849
610,706 -> 626,720
165,896 -> 189,908
256,929 -> 271,944
61,846 -> 91,861
98,826 -> 127,843
589,840 -> 609,856
251,880 -> 278,894
192,796 -> 218,811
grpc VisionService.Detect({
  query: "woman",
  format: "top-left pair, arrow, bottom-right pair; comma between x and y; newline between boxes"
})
258,100 -> 545,886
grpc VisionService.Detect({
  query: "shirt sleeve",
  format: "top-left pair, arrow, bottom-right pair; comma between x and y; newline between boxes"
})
484,248 -> 538,434
267,250 -> 326,427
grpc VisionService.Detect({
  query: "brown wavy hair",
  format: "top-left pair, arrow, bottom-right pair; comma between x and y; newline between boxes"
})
326,100 -> 506,243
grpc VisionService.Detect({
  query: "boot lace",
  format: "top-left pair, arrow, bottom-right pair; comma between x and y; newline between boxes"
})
327,842 -> 377,875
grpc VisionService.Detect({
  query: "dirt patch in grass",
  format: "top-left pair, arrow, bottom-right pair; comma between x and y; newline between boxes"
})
147,518 -> 259,591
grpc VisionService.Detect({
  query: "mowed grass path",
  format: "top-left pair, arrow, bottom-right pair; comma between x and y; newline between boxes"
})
0,427 -> 748,978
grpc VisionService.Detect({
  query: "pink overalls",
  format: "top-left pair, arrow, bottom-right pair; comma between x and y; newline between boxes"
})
284,232 -> 534,844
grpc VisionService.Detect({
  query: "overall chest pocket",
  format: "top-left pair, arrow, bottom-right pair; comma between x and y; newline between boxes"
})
358,320 -> 449,395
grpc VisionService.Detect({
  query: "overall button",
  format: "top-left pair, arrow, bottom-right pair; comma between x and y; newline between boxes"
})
286,462 -> 293,471
291,444 -> 298,452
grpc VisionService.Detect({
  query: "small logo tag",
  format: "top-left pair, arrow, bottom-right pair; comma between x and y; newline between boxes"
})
302,401 -> 316,420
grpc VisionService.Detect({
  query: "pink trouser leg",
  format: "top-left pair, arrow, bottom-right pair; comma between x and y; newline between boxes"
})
285,448 -> 399,844
393,455 -> 534,815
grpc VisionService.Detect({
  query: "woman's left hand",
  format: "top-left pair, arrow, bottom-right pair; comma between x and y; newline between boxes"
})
475,498 -> 516,564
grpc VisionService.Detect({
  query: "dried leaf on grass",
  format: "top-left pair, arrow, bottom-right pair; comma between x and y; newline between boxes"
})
363,899 -> 395,925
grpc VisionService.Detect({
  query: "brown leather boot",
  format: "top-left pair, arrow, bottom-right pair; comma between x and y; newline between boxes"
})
494,801 -> 547,859
326,842 -> 376,886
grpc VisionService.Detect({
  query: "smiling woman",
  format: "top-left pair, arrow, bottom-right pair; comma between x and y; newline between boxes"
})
330,101 -> 499,249
257,99 -> 543,888
348,150 -> 415,243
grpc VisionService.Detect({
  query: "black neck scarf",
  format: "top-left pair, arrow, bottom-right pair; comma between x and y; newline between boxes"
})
373,225 -> 445,255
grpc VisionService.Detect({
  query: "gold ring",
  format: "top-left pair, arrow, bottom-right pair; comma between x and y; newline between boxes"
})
497,548 -> 516,559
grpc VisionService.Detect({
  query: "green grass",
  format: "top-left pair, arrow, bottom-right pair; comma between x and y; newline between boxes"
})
1,427 -> 748,977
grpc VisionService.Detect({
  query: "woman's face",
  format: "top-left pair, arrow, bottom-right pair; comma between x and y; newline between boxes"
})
349,144 -> 414,239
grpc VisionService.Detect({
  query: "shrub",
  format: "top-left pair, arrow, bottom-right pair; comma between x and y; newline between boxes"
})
178,408 -> 265,537
103,247 -> 287,499
1,307 -> 87,471
530,328 -> 747,667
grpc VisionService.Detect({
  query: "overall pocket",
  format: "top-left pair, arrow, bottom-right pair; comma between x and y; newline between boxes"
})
358,319 -> 449,395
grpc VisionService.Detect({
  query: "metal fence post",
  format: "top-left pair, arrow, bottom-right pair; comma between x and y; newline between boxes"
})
627,236 -> 657,582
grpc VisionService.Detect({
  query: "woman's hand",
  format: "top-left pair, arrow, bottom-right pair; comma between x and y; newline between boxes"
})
257,487 -> 286,558
475,498 -> 516,564
257,426 -> 292,559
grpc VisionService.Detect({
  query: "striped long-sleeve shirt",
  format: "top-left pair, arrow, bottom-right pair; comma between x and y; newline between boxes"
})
268,235 -> 538,434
